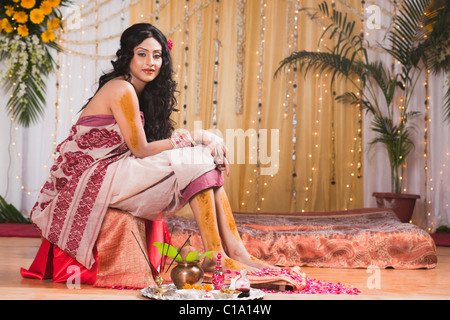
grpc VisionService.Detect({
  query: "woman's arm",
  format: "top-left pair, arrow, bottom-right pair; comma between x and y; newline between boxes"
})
106,80 -> 230,174
108,80 -> 172,158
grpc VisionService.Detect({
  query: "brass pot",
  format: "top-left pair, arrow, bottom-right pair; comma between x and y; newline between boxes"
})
170,261 -> 204,289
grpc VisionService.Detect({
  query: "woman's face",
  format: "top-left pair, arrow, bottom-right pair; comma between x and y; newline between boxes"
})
128,37 -> 163,88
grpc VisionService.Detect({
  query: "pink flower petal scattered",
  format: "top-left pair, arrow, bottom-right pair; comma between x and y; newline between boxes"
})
251,268 -> 360,295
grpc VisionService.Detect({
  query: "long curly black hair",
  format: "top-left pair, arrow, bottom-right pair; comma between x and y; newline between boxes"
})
83,23 -> 178,142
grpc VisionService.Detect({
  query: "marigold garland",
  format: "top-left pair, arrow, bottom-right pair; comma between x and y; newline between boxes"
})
14,11 -> 28,23
17,24 -> 29,37
21,0 -> 36,10
0,0 -> 70,126
30,8 -> 45,24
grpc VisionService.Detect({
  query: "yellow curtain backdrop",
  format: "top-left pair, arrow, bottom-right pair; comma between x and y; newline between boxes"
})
130,0 -> 364,214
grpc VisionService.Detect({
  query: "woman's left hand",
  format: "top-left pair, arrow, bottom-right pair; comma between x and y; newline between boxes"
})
211,141 -> 230,176
192,130 -> 230,176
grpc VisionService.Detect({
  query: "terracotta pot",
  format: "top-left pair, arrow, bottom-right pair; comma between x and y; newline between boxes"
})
170,261 -> 204,289
373,192 -> 420,223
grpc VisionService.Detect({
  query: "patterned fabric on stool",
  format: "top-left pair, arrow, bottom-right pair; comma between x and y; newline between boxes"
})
94,208 -> 157,288
21,208 -> 168,289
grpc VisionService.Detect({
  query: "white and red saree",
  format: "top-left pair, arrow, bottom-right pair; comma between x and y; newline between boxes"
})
29,114 -> 221,270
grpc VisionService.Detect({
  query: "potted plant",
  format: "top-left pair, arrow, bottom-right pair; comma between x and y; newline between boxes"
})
275,0 -> 449,223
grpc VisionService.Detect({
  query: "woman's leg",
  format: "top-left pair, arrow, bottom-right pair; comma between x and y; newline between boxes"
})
189,187 -> 275,272
212,187 -> 274,270
189,189 -> 251,272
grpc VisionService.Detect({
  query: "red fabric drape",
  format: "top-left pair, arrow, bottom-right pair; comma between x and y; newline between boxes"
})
20,238 -> 97,284
21,219 -> 170,287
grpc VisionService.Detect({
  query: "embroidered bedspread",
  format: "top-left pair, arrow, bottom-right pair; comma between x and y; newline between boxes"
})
168,208 -> 437,269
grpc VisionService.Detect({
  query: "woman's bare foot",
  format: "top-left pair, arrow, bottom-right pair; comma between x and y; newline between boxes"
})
201,252 -> 259,273
232,254 -> 279,271
223,243 -> 278,271
247,255 -> 279,270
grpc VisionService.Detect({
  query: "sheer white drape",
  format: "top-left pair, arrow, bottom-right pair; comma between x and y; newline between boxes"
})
0,0 -> 130,217
363,1 -> 450,230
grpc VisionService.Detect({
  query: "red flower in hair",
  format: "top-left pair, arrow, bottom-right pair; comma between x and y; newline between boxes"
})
168,39 -> 173,51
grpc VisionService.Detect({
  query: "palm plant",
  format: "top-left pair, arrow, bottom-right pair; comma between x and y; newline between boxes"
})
0,36 -> 55,127
418,0 -> 450,120
276,0 -> 449,194
0,195 -> 29,224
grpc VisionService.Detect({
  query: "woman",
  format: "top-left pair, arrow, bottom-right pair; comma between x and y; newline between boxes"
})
25,23 -> 272,281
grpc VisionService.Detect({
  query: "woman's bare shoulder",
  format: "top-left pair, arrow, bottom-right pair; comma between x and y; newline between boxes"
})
81,78 -> 136,117
100,77 -> 136,96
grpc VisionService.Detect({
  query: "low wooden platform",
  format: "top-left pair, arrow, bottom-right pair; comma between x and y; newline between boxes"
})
1,237 -> 449,300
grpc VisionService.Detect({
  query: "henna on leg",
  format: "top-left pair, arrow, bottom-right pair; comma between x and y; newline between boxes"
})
188,189 -> 250,272
213,187 -> 276,270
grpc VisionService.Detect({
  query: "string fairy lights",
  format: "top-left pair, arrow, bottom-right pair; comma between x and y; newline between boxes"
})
235,0 -> 246,114
338,0 -> 365,210
155,0 -> 160,27
285,1 -> 299,211
194,5 -> 203,115
54,51 -> 61,162
212,0 -> 220,129
303,72 -> 323,212
6,0 -> 447,228
182,0 -> 190,128
254,0 -> 266,212
424,67 -> 431,231
356,0 -> 364,180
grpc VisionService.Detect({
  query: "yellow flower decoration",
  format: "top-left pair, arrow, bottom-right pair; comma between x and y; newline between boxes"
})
5,5 -> 15,17
47,17 -> 60,30
12,0 -> 21,2
40,1 -> 53,15
13,11 -> 29,24
30,8 -> 44,24
1,18 -> 13,33
20,0 -> 36,10
17,24 -> 29,37
49,0 -> 61,8
41,29 -> 55,43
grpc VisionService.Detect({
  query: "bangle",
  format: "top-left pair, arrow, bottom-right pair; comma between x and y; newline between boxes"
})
169,129 -> 197,148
